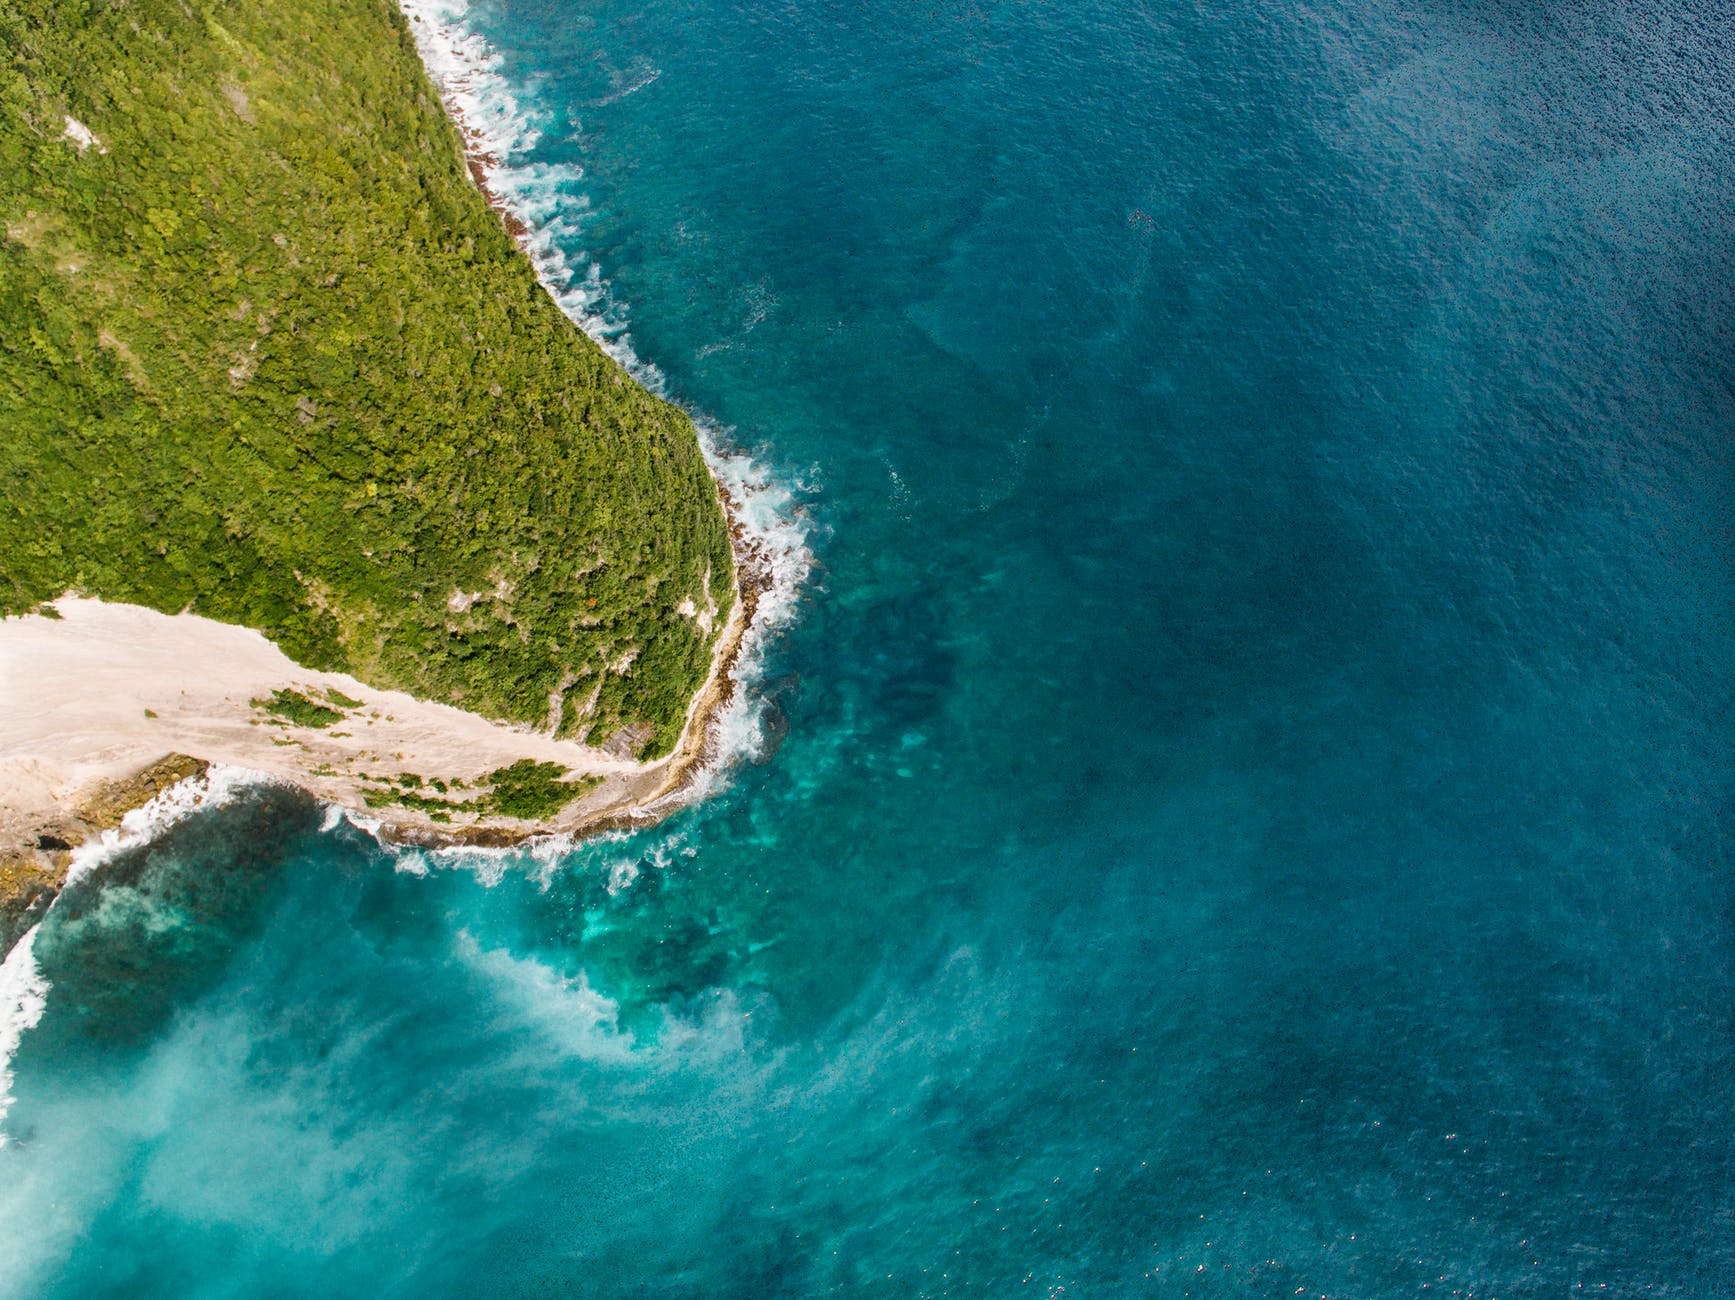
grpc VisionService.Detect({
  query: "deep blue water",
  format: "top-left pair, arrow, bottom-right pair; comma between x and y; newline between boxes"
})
4,0 -> 1733,1293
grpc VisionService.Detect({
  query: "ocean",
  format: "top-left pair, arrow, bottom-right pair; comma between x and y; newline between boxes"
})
3,0 -> 1732,1293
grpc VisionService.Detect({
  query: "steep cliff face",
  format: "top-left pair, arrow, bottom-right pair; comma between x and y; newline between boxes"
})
0,0 -> 735,758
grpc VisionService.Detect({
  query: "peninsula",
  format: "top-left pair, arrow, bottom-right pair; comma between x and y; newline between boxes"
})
0,0 -> 749,937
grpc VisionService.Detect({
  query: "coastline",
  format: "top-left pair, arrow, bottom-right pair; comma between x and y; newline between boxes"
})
0,540 -> 762,951
387,0 -> 779,847
388,0 -> 805,834
1,1 -> 795,945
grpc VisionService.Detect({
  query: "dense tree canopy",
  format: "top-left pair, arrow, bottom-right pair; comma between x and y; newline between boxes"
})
0,0 -> 733,757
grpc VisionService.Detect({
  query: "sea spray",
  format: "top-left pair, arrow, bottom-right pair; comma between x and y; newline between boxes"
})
61,766 -> 278,890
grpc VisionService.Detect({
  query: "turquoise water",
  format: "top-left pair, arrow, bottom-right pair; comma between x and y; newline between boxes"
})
4,0 -> 1734,1293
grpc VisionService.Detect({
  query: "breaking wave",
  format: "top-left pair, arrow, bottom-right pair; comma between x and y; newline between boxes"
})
0,766 -> 271,1143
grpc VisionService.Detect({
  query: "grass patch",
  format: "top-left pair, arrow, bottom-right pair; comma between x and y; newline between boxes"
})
482,760 -> 597,820
361,786 -> 477,814
358,759 -> 599,822
253,688 -> 343,728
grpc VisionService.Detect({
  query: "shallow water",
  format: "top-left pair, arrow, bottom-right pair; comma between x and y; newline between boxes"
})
4,0 -> 1733,1293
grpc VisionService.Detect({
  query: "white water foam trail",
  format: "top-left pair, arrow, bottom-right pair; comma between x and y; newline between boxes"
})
398,0 -> 814,833
390,822 -> 695,895
0,766 -> 270,1143
0,929 -> 49,1148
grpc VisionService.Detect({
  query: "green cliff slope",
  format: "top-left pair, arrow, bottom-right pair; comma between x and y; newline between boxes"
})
0,0 -> 734,757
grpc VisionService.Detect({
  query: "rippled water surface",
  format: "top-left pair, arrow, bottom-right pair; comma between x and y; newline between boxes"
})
3,0 -> 1732,1294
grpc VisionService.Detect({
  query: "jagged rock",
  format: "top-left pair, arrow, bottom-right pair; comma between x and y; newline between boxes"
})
76,753 -> 208,830
0,752 -> 209,959
0,849 -> 66,957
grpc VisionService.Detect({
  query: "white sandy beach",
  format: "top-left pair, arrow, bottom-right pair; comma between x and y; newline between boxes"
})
0,594 -> 744,852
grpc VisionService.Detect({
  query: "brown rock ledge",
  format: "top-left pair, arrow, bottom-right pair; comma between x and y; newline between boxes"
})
1,753 -> 208,958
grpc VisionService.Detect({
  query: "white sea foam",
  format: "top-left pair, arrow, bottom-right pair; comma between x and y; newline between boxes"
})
396,0 -> 815,832
456,929 -> 638,1062
0,764 -> 267,1142
0,928 -> 50,1147
63,764 -> 272,888
597,828 -> 690,895
456,927 -> 764,1071
402,822 -> 692,896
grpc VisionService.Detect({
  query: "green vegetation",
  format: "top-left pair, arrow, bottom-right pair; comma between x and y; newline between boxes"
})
360,761 -> 599,821
0,0 -> 733,758
252,687 -> 342,728
323,687 -> 364,711
360,784 -> 465,815
483,759 -> 597,820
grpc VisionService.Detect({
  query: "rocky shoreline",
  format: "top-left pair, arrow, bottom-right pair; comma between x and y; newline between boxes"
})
0,754 -> 207,957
